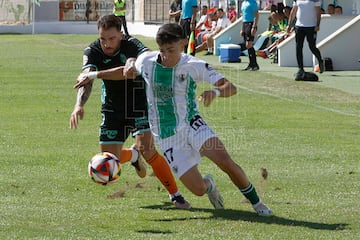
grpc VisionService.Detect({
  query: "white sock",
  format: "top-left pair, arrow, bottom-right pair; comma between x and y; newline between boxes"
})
169,191 -> 181,200
130,148 -> 139,163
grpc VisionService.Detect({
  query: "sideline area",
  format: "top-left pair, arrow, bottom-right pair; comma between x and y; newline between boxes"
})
195,54 -> 360,97
1,21 -> 359,96
0,21 -> 159,37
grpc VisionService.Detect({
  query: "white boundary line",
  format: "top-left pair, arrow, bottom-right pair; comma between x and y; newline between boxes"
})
235,84 -> 360,118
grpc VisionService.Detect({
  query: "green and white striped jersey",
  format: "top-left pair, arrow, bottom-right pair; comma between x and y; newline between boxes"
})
136,52 -> 224,139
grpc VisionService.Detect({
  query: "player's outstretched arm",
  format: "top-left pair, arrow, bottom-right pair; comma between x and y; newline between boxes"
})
73,65 -> 138,89
70,70 -> 94,129
199,78 -> 237,107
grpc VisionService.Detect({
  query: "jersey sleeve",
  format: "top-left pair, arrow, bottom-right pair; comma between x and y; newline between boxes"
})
189,58 -> 224,85
135,51 -> 156,81
82,46 -> 100,71
125,36 -> 149,58
134,52 -> 146,75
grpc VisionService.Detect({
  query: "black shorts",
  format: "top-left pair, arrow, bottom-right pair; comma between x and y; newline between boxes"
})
99,111 -> 150,144
242,22 -> 255,42
180,18 -> 192,39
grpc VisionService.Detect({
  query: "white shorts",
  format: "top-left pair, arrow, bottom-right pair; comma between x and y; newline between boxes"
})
156,115 -> 217,178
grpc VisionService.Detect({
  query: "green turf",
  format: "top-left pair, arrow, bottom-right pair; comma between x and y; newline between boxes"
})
0,34 -> 359,240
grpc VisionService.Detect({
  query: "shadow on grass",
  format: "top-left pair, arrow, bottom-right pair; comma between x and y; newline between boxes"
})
136,229 -> 175,235
329,74 -> 360,78
141,202 -> 348,231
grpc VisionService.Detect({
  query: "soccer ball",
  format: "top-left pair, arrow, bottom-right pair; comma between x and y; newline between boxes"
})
88,152 -> 121,185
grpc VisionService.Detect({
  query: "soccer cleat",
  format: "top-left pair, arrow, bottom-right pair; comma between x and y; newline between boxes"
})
130,144 -> 147,178
243,65 -> 253,71
252,201 -> 273,216
204,51 -> 213,56
204,174 -> 224,209
251,64 -> 260,71
171,194 -> 191,209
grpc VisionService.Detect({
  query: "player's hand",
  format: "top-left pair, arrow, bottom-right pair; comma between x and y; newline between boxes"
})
69,105 -> 84,129
198,90 -> 217,107
124,58 -> 137,78
74,73 -> 90,88
73,72 -> 96,89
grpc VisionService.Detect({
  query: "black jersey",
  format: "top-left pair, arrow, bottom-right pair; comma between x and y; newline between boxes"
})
82,35 -> 149,117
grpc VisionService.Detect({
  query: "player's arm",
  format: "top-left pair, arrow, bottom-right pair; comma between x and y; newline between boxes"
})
73,54 -> 147,89
199,78 -> 237,107
76,68 -> 95,104
70,68 -> 94,129
73,67 -> 126,89
315,6 -> 321,32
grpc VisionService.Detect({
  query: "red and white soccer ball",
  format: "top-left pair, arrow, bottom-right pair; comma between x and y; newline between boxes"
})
88,152 -> 121,185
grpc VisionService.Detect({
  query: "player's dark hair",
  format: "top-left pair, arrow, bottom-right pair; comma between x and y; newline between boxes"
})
97,14 -> 122,32
156,23 -> 185,45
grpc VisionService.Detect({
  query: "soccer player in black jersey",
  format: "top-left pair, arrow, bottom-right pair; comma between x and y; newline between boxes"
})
69,14 -> 190,209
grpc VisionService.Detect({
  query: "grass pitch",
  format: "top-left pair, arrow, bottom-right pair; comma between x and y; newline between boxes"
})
0,34 -> 359,239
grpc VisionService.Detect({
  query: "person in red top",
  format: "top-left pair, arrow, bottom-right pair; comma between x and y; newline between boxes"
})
228,1 -> 237,23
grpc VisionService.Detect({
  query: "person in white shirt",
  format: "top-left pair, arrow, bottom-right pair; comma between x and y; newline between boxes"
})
287,0 -> 324,79
195,5 -> 209,31
202,8 -> 231,55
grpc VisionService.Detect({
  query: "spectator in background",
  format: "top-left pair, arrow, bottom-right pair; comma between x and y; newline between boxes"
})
334,5 -> 343,15
203,8 -> 231,55
257,10 -> 295,59
269,3 -> 277,13
264,0 -> 278,10
228,1 -> 237,23
327,4 -> 335,14
195,5 -> 209,32
195,7 -> 218,53
169,0 -> 182,23
284,6 -> 292,20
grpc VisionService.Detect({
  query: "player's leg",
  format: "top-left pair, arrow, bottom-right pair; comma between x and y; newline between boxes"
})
161,126 -> 223,209
99,112 -> 146,177
200,136 -> 272,216
99,112 -> 125,161
136,131 -> 191,209
100,143 -> 123,160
